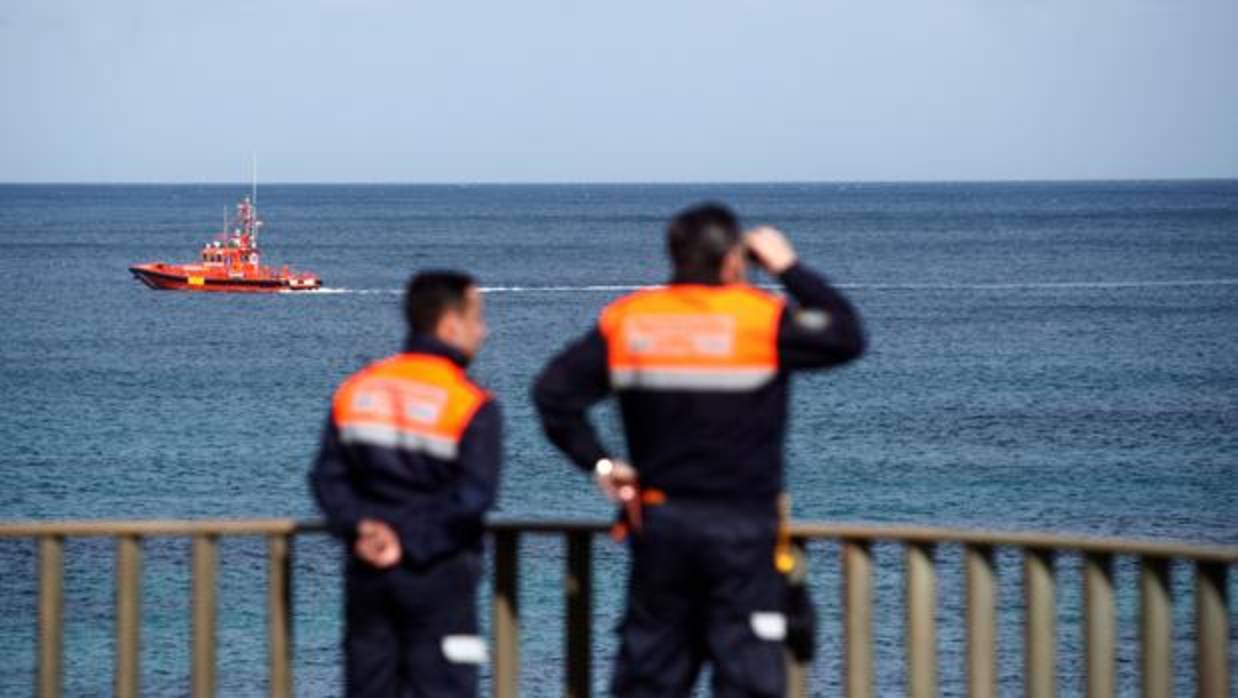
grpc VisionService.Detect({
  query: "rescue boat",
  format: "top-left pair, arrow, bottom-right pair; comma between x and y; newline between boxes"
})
129,195 -> 321,292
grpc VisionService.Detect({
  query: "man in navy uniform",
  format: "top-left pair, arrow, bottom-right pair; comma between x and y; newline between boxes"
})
312,270 -> 500,697
533,204 -> 864,697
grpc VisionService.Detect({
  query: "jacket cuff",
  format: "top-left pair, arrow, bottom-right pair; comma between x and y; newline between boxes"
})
575,447 -> 609,474
329,512 -> 361,541
777,260 -> 817,287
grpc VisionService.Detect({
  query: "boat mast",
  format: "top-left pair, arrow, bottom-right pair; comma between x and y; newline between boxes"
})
251,155 -> 259,248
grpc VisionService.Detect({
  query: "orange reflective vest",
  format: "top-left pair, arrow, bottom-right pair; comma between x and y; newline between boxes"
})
332,353 -> 488,461
599,285 -> 785,391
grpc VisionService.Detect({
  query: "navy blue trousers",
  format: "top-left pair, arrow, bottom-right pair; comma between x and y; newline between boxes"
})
344,552 -> 482,698
612,501 -> 787,698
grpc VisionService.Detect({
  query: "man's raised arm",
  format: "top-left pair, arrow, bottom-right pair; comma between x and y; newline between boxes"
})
745,226 -> 866,370
532,328 -> 612,472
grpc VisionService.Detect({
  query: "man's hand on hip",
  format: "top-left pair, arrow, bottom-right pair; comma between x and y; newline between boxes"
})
594,458 -> 638,503
355,518 -> 402,568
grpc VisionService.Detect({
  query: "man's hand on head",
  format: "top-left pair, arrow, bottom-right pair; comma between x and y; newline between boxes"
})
355,518 -> 402,568
594,458 -> 638,503
743,226 -> 798,275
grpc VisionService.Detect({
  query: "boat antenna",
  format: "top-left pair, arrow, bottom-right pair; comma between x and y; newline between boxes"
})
251,155 -> 258,246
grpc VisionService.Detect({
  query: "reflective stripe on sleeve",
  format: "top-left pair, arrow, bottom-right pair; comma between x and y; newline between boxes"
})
338,423 -> 460,460
441,635 -> 488,664
750,612 -> 787,641
609,367 -> 776,391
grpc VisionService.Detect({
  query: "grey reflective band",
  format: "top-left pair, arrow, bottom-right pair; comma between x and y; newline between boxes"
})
338,423 -> 459,460
609,368 -> 776,392
793,309 -> 832,332
441,635 -> 488,664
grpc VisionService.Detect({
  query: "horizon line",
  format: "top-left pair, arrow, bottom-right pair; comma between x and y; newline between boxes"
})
1,176 -> 1236,187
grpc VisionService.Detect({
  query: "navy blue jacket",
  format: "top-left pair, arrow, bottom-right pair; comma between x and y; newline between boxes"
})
532,262 -> 864,503
311,334 -> 502,567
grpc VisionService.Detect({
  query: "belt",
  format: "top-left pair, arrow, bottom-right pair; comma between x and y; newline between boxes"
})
608,488 -> 795,562
609,486 -> 667,542
774,493 -> 795,573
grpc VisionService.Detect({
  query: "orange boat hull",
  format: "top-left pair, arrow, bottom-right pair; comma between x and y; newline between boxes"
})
129,264 -> 321,293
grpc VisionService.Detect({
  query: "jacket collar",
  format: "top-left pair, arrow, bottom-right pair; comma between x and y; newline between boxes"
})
403,333 -> 470,368
669,271 -> 724,286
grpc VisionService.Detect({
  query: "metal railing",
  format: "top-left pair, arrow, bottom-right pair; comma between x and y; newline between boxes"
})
0,519 -> 315,698
0,518 -> 1233,697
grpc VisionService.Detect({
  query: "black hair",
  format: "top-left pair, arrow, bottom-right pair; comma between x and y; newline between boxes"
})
666,202 -> 741,284
404,270 -> 477,334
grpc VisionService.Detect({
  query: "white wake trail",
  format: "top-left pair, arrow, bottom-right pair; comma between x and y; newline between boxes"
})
296,278 -> 1238,295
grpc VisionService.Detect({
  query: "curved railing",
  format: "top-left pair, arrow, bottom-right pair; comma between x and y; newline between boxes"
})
0,518 -> 1232,698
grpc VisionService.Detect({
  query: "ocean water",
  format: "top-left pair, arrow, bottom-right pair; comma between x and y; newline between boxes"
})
0,182 -> 1235,696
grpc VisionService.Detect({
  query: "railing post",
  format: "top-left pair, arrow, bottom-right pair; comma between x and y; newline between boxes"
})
565,531 -> 592,698
1195,562 -> 1228,698
37,535 -> 64,698
785,648 -> 809,698
115,535 -> 142,698
493,530 -> 520,698
785,536 -> 810,698
906,543 -> 937,698
268,534 -> 293,698
842,539 -> 874,698
1083,553 -> 1115,698
1024,548 -> 1056,698
192,534 -> 218,698
1139,557 -> 1171,698
964,544 -> 996,698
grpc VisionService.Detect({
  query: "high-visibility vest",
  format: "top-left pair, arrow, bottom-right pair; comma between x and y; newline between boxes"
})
599,285 -> 785,392
332,353 -> 487,461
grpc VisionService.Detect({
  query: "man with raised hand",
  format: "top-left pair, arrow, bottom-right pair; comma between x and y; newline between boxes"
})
312,270 -> 500,698
533,203 -> 864,697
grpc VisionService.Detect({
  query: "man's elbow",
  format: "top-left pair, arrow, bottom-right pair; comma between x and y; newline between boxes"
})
813,324 -> 865,368
841,325 -> 867,363
530,377 -> 549,413
530,372 -> 564,422
307,469 -> 326,510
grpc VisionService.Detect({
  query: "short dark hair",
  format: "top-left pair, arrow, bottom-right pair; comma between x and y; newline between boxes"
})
405,270 -> 477,334
666,202 -> 741,283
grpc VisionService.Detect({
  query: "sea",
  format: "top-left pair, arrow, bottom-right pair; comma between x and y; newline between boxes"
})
0,181 -> 1235,696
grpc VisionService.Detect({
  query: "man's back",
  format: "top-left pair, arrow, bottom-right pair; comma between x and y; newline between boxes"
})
332,351 -> 487,503
532,204 -> 864,697
534,263 -> 863,501
313,335 -> 500,567
310,271 -> 498,698
600,283 -> 787,499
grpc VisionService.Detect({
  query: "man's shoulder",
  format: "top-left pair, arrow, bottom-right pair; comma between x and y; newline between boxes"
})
599,284 -> 784,323
335,353 -> 404,389
332,352 -> 488,399
721,283 -> 784,309
331,353 -> 494,431
599,286 -> 665,315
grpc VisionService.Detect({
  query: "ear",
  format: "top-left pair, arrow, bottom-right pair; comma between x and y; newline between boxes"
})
434,310 -> 461,343
721,246 -> 747,284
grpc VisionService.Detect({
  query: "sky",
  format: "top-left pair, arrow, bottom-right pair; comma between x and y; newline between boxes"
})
2,0 -> 1236,183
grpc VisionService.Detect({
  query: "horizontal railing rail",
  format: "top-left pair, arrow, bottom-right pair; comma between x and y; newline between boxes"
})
1,518 -> 1233,698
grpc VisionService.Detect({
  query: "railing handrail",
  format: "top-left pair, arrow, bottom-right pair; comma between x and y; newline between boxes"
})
2,515 -> 1233,698
1,516 -> 1234,563
0,518 -> 306,538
